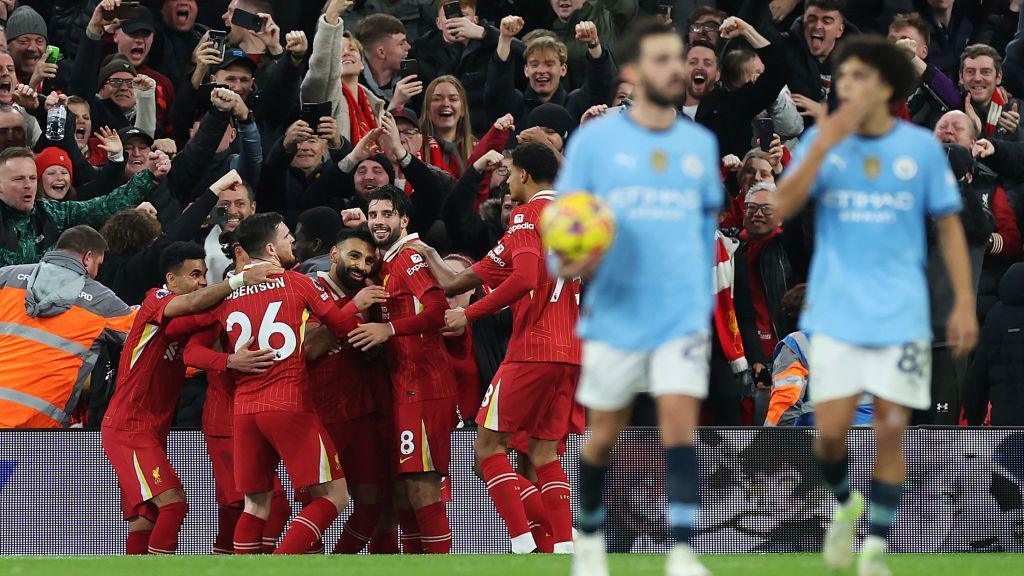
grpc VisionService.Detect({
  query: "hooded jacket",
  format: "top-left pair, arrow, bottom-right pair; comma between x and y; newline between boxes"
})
965,262 -> 1024,426
0,250 -> 136,428
0,170 -> 156,266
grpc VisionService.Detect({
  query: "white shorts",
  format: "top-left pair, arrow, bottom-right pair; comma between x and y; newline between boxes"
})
576,333 -> 710,411
809,333 -> 931,410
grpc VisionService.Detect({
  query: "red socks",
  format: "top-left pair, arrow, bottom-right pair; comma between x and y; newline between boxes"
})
480,454 -> 532,541
535,461 -> 573,547
397,507 -> 423,554
262,491 -> 291,553
333,503 -> 382,554
214,505 -> 242,554
233,511 -> 265,554
125,530 -> 151,555
147,501 -> 188,555
369,528 -> 400,554
519,477 -> 554,553
415,502 -> 452,554
275,497 -> 338,555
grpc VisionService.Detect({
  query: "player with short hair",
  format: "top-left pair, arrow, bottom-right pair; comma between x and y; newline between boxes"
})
553,18 -> 724,576
409,142 -> 582,554
302,227 -> 392,554
189,211 -> 388,555
101,185 -> 284,556
775,36 -> 978,576
346,185 -> 459,554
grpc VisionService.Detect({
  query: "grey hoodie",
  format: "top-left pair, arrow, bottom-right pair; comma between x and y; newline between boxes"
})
25,251 -> 88,318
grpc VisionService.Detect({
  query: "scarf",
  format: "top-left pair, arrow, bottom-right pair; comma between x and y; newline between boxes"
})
342,83 -> 377,145
984,89 -> 1008,137
713,232 -> 748,374
740,227 -> 784,359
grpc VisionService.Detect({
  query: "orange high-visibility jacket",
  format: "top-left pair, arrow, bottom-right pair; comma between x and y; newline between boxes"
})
0,254 -> 136,428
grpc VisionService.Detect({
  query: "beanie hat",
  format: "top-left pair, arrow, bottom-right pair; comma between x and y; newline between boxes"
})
98,54 -> 137,85
35,147 -> 73,182
358,154 -> 396,183
5,6 -> 47,42
524,103 -> 575,141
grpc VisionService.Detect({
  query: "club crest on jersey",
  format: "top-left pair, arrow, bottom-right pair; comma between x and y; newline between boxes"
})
155,289 -> 170,299
151,467 -> 162,485
893,156 -> 918,180
863,156 -> 881,179
650,149 -> 668,173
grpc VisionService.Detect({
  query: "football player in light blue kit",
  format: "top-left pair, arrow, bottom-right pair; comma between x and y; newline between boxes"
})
776,36 -> 979,576
554,16 -> 767,576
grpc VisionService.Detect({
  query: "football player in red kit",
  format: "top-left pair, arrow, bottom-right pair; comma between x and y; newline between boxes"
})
189,212 -> 388,555
302,228 -> 391,554
183,232 -> 293,554
101,229 -> 282,555
346,186 -> 459,554
408,143 -> 582,554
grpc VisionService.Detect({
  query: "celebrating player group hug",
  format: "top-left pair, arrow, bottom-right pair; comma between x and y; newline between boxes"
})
99,16 -> 978,576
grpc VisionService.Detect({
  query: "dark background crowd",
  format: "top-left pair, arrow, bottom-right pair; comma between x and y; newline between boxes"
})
0,0 -> 1022,430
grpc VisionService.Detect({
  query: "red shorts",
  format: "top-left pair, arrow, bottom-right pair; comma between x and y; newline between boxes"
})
508,398 -> 584,455
324,414 -> 387,486
394,397 -> 457,476
233,411 -> 344,494
477,362 -> 581,441
204,434 -> 243,506
101,426 -> 181,521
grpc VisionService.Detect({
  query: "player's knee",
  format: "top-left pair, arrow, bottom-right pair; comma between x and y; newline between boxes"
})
154,488 -> 186,506
473,429 -> 506,458
243,491 -> 273,518
128,516 -> 155,532
527,441 -> 558,467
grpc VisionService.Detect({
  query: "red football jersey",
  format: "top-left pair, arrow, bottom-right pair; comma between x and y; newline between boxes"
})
472,191 -> 582,364
205,268 -> 359,415
379,234 -> 457,404
103,288 -> 204,433
306,271 -> 381,423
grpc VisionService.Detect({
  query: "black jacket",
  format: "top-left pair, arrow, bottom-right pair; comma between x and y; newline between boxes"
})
258,140 -> 347,230
733,229 -> 804,366
965,262 -> 1024,426
412,24 -> 500,138
165,109 -> 236,207
442,166 -> 503,259
68,30 -> 139,132
696,43 -> 787,159
483,47 -> 615,130
96,189 -> 219,305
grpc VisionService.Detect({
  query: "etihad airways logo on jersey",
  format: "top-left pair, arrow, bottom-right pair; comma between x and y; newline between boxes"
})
226,276 -> 286,299
823,189 -> 916,224
606,187 -> 701,220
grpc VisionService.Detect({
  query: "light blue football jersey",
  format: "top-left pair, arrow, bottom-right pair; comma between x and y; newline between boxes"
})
792,120 -> 962,345
555,112 -> 722,351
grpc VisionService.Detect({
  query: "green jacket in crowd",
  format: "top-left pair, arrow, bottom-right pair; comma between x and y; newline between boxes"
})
0,170 -> 156,267
549,0 -> 638,90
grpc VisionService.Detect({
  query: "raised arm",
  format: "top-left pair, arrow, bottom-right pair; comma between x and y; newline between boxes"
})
408,240 -> 484,297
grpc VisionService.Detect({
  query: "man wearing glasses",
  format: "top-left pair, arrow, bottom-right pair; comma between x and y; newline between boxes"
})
733,181 -> 806,419
686,6 -> 727,50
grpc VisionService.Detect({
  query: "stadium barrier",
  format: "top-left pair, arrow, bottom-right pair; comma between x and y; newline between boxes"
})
1,427 -> 1022,554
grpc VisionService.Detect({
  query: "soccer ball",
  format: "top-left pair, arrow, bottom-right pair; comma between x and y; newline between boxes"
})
540,192 -> 616,263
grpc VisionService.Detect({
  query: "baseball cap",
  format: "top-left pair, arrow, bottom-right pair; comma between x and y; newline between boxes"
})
216,48 -> 257,74
120,6 -> 157,35
392,106 -> 419,127
118,126 -> 155,148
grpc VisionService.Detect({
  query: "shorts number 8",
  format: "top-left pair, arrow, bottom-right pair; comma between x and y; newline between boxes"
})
481,383 -> 495,407
400,430 -> 415,456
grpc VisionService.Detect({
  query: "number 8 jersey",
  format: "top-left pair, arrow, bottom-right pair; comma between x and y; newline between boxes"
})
202,268 -> 360,415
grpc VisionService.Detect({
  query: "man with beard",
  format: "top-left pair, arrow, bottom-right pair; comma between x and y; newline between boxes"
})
302,228 -> 392,554
683,17 -> 786,159
554,18 -> 722,576
484,16 -> 615,130
346,185 -> 458,554
960,44 -> 1023,142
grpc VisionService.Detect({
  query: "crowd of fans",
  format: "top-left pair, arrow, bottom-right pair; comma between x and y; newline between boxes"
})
0,0 -> 1022,430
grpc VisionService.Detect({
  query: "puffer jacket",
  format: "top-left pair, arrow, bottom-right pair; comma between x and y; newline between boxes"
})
965,262 -> 1024,426
43,0 -> 95,63
0,170 -> 156,266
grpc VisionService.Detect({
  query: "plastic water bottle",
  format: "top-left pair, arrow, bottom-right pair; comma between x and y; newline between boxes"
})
45,105 -> 66,141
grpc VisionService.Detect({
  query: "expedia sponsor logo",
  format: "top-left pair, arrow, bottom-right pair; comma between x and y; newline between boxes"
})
487,251 -> 506,267
507,222 -> 536,234
406,262 -> 428,276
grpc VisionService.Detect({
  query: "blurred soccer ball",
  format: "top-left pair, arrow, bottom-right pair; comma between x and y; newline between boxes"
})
540,192 -> 616,263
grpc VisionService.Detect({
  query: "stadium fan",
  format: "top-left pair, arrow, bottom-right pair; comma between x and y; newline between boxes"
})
346,0 -> 436,54
917,0 -> 975,79
347,185 -> 458,554
685,6 -> 727,50
105,6 -> 177,134
185,211 -> 386,554
443,149 -> 513,259
719,46 -> 804,143
6,6 -> 50,90
419,75 -> 473,179
154,0 -> 203,89
302,227 -> 392,554
960,44 -> 1024,142
300,0 -> 383,146
408,142 -> 581,554
356,14 -> 413,103
546,0 -> 638,90
292,206 -> 344,274
774,35 -> 977,574
887,13 -> 961,129
484,17 -> 616,132
0,225 -> 135,428
412,0 -> 499,137
101,236 -> 282,555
